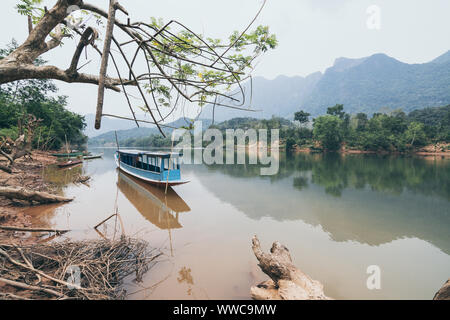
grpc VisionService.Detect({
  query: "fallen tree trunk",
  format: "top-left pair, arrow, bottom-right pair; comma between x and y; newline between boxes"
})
0,165 -> 12,174
251,235 -> 331,300
0,187 -> 73,204
0,226 -> 69,234
433,279 -> 450,300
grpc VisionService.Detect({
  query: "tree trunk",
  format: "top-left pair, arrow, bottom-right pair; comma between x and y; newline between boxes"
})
433,279 -> 450,300
0,115 -> 42,166
0,187 -> 73,204
251,235 -> 331,300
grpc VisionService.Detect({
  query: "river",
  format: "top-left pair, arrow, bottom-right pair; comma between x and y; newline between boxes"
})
24,149 -> 450,300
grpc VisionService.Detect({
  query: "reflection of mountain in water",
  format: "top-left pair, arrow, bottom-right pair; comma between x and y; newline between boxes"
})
117,171 -> 190,230
192,153 -> 450,253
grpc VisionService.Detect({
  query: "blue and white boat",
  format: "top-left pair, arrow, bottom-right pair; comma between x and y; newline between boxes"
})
115,150 -> 189,187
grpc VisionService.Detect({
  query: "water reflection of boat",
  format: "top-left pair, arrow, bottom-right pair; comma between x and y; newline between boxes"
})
84,153 -> 103,160
58,159 -> 83,168
117,171 -> 190,230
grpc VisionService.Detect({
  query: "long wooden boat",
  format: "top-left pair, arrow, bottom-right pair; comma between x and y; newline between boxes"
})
115,150 -> 189,187
84,153 -> 103,160
51,151 -> 84,158
57,159 -> 83,168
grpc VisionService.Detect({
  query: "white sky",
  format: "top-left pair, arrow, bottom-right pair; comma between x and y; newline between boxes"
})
1,0 -> 450,119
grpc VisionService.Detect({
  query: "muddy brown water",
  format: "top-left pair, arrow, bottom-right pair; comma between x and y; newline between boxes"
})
23,149 -> 450,300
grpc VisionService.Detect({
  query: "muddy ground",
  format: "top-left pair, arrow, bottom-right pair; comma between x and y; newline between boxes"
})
0,151 -> 58,243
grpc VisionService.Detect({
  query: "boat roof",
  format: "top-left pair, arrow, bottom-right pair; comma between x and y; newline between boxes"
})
118,149 -> 181,158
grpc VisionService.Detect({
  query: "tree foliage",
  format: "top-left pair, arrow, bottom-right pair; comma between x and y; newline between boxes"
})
313,115 -> 343,151
289,104 -> 450,152
1,0 -> 278,135
294,110 -> 310,125
0,42 -> 86,150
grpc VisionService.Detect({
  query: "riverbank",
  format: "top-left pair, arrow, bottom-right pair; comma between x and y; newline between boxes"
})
0,151 -> 160,300
0,151 -> 59,243
292,142 -> 450,156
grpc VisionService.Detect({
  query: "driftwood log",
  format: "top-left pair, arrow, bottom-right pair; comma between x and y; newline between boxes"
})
0,187 -> 73,204
434,279 -> 450,300
0,165 -> 12,174
251,235 -> 331,300
0,226 -> 69,234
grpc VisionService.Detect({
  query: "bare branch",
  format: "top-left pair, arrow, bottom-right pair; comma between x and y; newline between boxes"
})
96,0 -> 118,130
68,27 -> 98,75
0,63 -> 134,92
5,0 -> 83,64
27,15 -> 33,34
0,0 -> 275,134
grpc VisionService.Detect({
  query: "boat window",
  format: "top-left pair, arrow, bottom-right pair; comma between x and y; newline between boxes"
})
172,158 -> 178,170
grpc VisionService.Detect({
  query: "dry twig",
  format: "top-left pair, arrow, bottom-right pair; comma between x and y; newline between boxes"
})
0,237 -> 161,300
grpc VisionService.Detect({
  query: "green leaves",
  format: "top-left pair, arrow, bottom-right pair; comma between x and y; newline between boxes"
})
10,1 -> 278,127
16,0 -> 42,16
294,110 -> 311,124
141,16 -> 277,111
313,115 -> 344,151
229,25 -> 278,53
16,0 -> 44,25
0,42 -> 86,149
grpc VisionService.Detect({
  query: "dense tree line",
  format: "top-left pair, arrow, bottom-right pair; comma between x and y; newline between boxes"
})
0,41 -> 87,150
206,104 -> 449,153
91,105 -> 449,153
292,104 -> 450,152
122,135 -> 172,148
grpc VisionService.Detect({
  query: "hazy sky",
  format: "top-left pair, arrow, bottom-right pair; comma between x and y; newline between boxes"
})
1,0 -> 450,119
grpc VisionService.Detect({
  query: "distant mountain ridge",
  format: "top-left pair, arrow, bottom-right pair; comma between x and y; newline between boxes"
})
303,52 -> 450,116
86,50 -> 450,140
209,72 -> 322,121
84,114 -> 148,138
206,50 -> 450,120
431,50 -> 450,64
88,118 -> 212,146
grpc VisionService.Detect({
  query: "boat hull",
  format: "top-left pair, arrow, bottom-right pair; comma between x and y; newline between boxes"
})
115,155 -> 189,187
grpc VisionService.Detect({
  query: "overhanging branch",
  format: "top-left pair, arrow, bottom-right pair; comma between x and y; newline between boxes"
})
0,63 -> 135,92
0,0 -> 274,134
